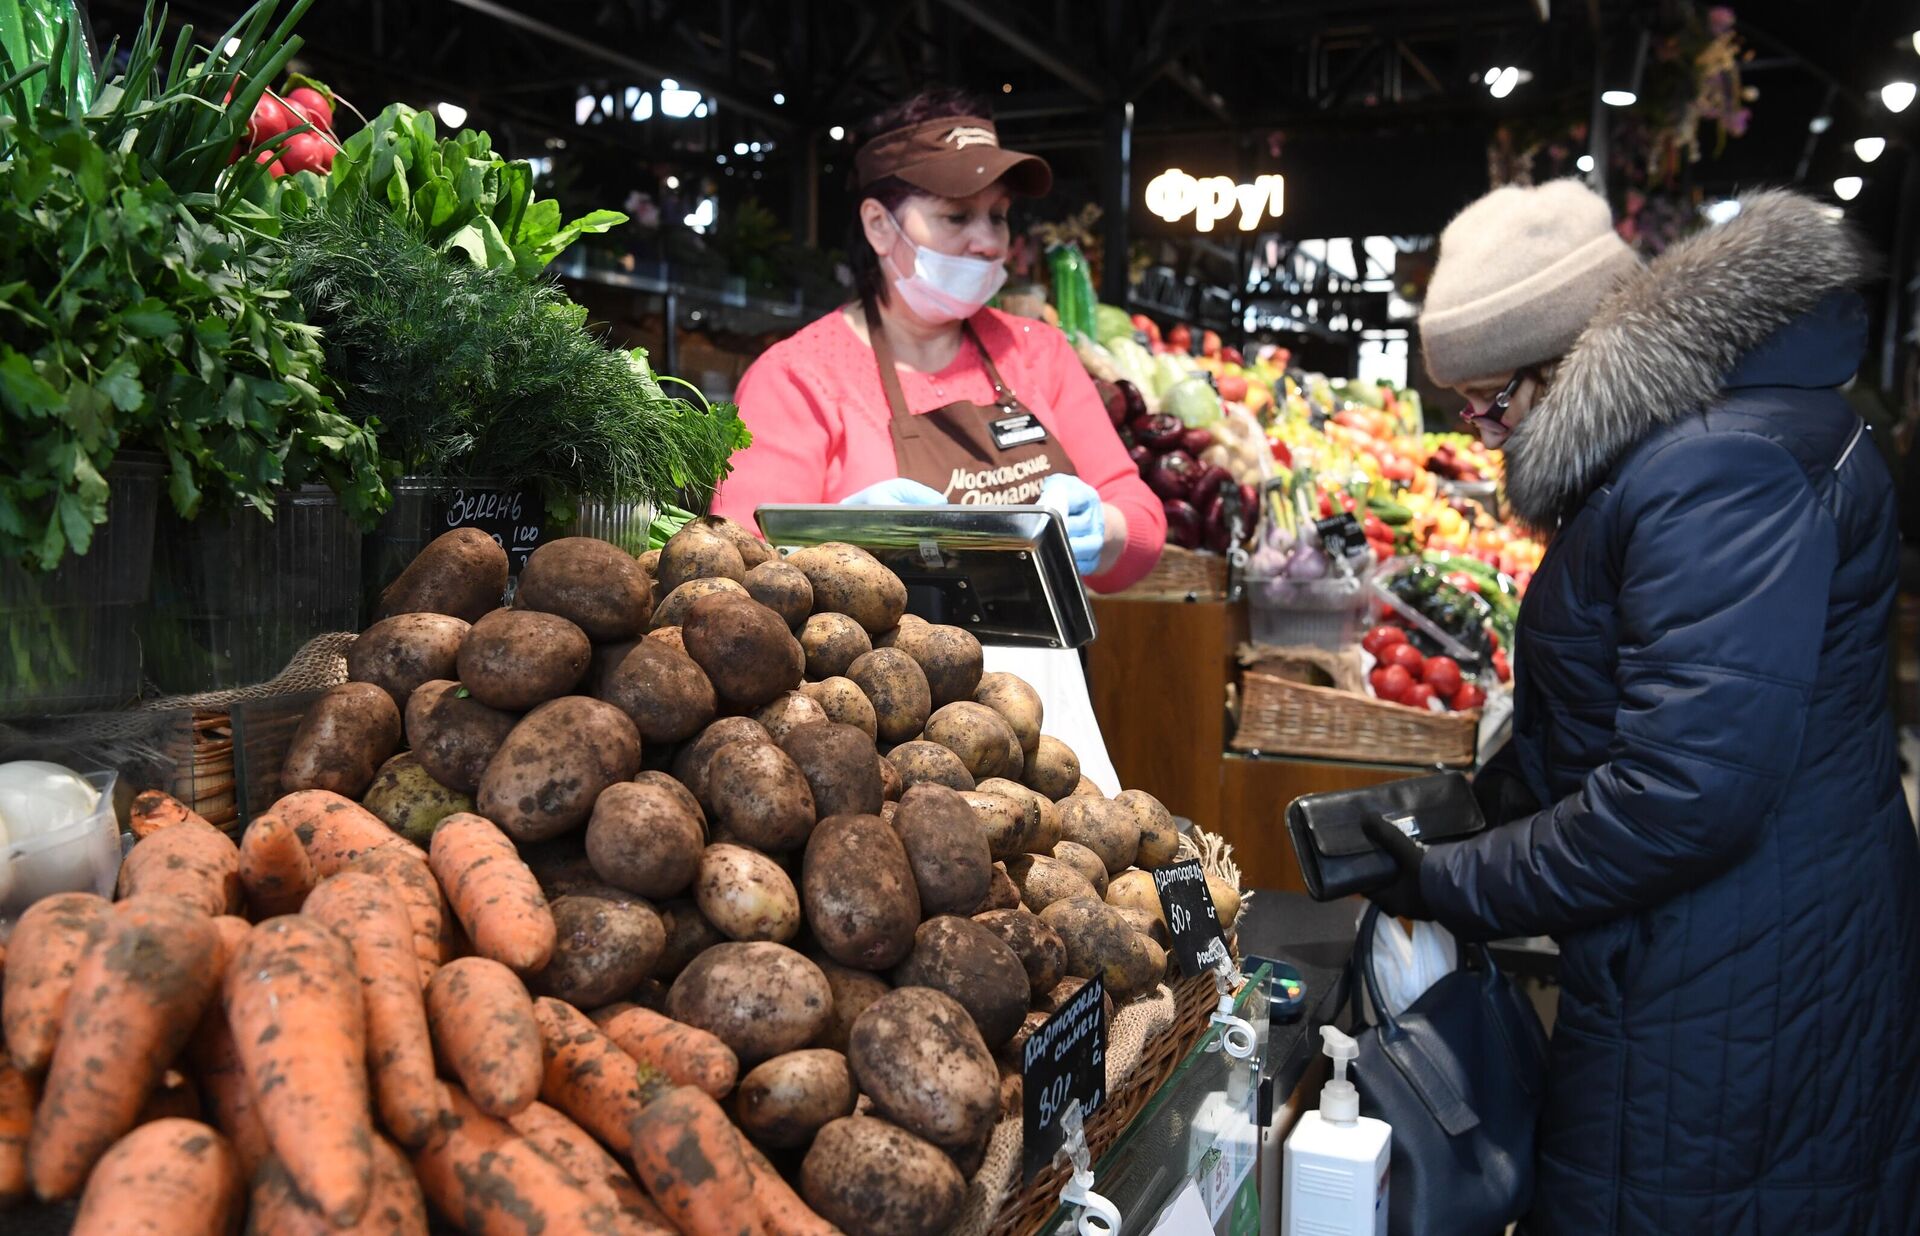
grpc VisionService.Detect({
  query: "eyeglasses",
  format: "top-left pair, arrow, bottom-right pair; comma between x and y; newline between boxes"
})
1459,370 -> 1530,426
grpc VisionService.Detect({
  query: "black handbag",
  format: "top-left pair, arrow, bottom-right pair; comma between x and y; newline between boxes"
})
1285,772 -> 1487,901
1350,903 -> 1550,1236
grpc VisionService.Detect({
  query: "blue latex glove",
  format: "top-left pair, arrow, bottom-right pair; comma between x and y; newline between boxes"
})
841,478 -> 947,506
1041,473 -> 1106,575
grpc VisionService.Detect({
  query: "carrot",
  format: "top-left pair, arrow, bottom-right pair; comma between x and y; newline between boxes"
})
134,1069 -> 204,1125
592,1002 -> 740,1100
184,1000 -> 271,1181
237,811 -> 314,919
69,1117 -> 240,1236
246,1135 -> 427,1236
412,1081 -> 667,1235
510,1100 -> 668,1227
223,915 -> 374,1226
115,822 -> 242,916
626,1085 -> 763,1236
428,814 -> 556,973
738,1136 -> 842,1236
423,958 -> 543,1120
270,790 -> 413,877
3,891 -> 112,1073
347,845 -> 451,984
302,873 -> 441,1147
27,896 -> 221,1201
0,1059 -> 33,1207
530,998 -> 671,1159
129,789 -> 212,838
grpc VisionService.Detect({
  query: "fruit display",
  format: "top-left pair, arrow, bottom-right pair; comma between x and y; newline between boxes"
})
0,523 -> 1239,1236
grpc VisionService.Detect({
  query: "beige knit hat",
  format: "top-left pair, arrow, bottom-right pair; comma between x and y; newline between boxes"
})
1420,179 -> 1643,386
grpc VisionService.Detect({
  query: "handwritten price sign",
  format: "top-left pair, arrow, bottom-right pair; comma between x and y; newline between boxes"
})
431,488 -> 546,575
1153,859 -> 1230,977
1021,976 -> 1107,1182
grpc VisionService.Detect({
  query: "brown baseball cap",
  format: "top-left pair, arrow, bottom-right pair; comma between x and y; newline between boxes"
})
854,115 -> 1052,198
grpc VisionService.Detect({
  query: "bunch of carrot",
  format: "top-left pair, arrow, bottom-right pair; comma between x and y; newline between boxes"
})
0,791 -> 839,1236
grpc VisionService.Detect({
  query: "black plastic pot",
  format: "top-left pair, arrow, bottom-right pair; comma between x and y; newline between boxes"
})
0,455 -> 163,718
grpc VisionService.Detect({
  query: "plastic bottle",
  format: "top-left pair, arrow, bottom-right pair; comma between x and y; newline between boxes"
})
1283,1025 -> 1391,1236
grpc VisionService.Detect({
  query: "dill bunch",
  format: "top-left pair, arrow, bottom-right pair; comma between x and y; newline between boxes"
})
279,201 -> 748,507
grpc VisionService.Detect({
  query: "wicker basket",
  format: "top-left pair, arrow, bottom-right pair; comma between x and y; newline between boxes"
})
1118,546 -> 1228,601
1232,668 -> 1478,766
983,967 -> 1223,1236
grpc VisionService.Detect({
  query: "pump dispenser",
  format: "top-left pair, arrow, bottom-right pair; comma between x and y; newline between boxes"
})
1282,1026 -> 1392,1236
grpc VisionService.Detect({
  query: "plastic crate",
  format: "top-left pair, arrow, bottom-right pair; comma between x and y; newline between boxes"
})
1244,574 -> 1368,651
0,457 -> 161,718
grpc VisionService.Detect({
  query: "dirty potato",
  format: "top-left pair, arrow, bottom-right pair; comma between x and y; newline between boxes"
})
598,639 -> 718,744
846,648 -> 931,747
347,613 -> 469,711
681,593 -> 805,711
798,677 -> 877,739
517,537 -> 653,640
404,679 -> 518,795
658,520 -> 746,595
922,702 -> 1024,782
282,681 -> 402,798
531,894 -> 665,1008
734,1049 -> 856,1150
888,623 -> 983,709
1114,789 -> 1180,870
377,527 -> 507,624
458,609 -> 591,711
788,543 -> 907,635
476,696 -> 643,842
361,751 -> 471,846
781,722 -> 884,819
744,560 -> 814,630
887,741 -> 976,793
707,741 -> 816,852
753,691 -> 830,745
696,843 -> 802,943
973,672 -> 1043,755
1022,734 -> 1082,801
586,779 -> 706,900
892,784 -> 992,917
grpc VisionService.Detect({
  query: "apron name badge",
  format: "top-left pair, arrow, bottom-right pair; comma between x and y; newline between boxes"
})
990,412 -> 1050,450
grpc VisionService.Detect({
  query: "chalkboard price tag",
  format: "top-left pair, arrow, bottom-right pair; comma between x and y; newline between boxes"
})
1020,975 -> 1107,1182
431,488 -> 546,574
1153,859 -> 1230,977
1314,512 -> 1366,560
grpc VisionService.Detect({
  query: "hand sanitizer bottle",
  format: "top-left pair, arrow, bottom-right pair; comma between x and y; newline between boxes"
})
1283,1026 -> 1392,1236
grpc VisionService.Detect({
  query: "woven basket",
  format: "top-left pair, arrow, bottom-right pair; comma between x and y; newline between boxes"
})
170,711 -> 239,832
1118,546 -> 1228,601
1232,668 -> 1478,766
983,966 -> 1223,1236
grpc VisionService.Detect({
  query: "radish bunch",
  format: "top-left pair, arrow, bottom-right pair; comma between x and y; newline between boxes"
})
230,81 -> 338,178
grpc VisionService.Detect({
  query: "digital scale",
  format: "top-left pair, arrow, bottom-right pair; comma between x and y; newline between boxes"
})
753,504 -> 1098,651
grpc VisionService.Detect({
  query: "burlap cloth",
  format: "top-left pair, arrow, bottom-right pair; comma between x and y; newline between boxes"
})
946,830 -> 1248,1236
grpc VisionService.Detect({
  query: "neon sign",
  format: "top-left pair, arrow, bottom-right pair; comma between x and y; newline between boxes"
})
1144,169 -> 1285,232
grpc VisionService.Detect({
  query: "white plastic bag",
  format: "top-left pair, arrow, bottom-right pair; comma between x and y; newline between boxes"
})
979,646 -> 1122,796
1356,905 -> 1459,1023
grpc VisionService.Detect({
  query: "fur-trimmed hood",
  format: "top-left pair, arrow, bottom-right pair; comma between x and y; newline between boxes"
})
1502,189 -> 1871,530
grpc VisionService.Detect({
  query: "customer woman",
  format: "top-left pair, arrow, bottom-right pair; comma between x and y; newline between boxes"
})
1365,180 -> 1920,1233
712,88 -> 1165,788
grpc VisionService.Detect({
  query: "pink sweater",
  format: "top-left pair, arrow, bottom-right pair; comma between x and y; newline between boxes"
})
713,307 -> 1166,592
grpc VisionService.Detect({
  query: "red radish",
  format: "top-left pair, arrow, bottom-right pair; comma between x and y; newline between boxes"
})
1370,665 -> 1413,703
1403,683 -> 1436,710
1451,682 -> 1488,711
1423,656 -> 1463,697
1360,625 -> 1406,656
247,95 -> 298,147
286,86 -> 334,132
1383,643 -> 1425,675
279,130 -> 335,175
255,149 -> 286,178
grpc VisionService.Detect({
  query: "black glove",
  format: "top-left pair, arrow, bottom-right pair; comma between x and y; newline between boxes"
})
1361,814 -> 1434,921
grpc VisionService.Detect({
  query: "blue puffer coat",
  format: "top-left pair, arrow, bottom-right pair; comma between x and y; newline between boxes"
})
1421,192 -> 1920,1235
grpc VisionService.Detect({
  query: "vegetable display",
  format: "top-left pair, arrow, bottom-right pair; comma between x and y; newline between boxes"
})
0,524 -> 1241,1236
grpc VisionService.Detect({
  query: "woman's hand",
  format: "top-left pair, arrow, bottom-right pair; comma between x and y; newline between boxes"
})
1040,474 -> 1106,575
1361,814 -> 1435,921
841,478 -> 946,505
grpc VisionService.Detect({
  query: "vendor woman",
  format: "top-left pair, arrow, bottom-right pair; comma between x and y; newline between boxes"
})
713,88 -> 1165,791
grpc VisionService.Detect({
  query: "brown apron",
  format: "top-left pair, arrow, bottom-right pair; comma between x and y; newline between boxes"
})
864,300 -> 1078,504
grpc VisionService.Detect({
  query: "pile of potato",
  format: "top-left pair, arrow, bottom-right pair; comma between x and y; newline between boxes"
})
278,518 -> 1241,1236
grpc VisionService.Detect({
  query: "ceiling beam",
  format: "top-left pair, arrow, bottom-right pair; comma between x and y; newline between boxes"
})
929,0 -> 1104,101
1165,59 -> 1233,125
442,0 -> 789,127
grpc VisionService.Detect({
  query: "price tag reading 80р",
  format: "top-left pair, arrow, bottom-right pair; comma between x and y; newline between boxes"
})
1153,859 -> 1230,977
1020,975 -> 1107,1182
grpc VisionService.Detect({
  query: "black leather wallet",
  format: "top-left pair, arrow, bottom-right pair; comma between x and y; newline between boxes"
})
1285,772 -> 1487,901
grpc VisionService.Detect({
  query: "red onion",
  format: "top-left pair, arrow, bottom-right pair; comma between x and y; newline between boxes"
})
1146,451 -> 1198,501
1130,414 -> 1185,453
1180,428 -> 1216,457
1163,498 -> 1202,549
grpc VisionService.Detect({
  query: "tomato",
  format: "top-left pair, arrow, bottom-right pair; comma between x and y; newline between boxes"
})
1383,643 -> 1425,675
1370,665 -> 1413,702
1360,625 -> 1407,656
1403,683 -> 1436,710
1422,656 -> 1463,697
1451,682 -> 1488,711
1492,649 -> 1512,683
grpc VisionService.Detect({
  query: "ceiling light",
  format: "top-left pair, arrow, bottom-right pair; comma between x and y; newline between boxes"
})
660,80 -> 702,119
693,102 -> 708,118
772,92 -> 785,105
733,141 -> 749,155
1883,81 -> 1917,113
828,125 -> 846,141
1702,199 -> 1741,224
1855,136 -> 1887,162
1809,115 -> 1832,134
1912,31 -> 1920,56
1490,66 -> 1521,99
1833,175 -> 1864,201
1577,153 -> 1595,172
664,175 -> 679,190
1601,89 -> 1637,107
434,101 -> 468,128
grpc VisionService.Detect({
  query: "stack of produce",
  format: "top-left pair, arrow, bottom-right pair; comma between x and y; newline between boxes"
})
0,521 -> 1237,1236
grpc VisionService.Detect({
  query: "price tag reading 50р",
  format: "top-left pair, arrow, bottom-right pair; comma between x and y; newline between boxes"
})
1020,975 -> 1107,1182
1153,859 -> 1230,977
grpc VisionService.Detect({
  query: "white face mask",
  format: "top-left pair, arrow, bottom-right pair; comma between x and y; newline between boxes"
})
881,209 -> 1007,323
